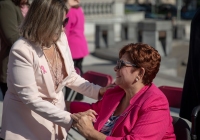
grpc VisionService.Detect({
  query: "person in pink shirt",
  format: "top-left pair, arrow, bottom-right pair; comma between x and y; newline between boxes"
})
65,1 -> 88,75
68,43 -> 176,140
65,1 -> 89,100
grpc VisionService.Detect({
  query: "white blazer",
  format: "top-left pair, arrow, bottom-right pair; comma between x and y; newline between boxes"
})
0,32 -> 101,140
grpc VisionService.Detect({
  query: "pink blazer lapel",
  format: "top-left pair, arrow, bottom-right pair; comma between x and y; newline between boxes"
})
95,88 -> 125,131
95,102 -> 119,131
34,45 -> 55,95
110,85 -> 150,135
110,104 -> 135,135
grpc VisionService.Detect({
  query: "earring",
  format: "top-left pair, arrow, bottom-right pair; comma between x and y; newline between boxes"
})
135,78 -> 139,82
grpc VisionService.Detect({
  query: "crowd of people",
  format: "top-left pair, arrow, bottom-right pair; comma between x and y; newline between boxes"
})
0,0 -> 200,139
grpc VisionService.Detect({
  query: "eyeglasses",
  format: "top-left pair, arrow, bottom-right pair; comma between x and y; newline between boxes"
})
116,60 -> 138,69
62,17 -> 69,28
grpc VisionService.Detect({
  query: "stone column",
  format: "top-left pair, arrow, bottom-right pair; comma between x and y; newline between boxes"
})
113,0 -> 125,16
176,23 -> 186,39
121,22 -> 138,42
95,24 -> 115,48
138,20 -> 172,56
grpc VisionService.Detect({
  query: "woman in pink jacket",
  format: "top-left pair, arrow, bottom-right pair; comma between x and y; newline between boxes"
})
69,43 -> 176,140
65,1 -> 88,75
65,1 -> 89,100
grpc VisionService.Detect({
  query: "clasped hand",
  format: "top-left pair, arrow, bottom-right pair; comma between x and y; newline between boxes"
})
70,109 -> 97,136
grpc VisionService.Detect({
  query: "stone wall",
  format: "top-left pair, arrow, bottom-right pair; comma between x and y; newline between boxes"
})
82,0 -> 145,43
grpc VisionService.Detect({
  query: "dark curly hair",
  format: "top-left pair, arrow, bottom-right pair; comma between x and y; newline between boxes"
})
119,43 -> 161,85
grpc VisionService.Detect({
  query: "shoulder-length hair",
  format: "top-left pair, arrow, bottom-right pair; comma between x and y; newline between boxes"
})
20,0 -> 68,47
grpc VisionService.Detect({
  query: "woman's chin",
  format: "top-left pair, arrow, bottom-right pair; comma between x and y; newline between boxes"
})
114,80 -> 120,86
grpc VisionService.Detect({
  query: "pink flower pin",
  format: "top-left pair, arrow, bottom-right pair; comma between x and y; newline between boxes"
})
40,65 -> 47,74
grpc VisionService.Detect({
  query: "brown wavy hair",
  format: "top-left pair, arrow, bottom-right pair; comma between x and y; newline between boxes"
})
119,43 -> 161,85
19,0 -> 68,47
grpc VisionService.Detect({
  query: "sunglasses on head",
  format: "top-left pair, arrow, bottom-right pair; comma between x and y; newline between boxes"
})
62,17 -> 69,28
116,60 -> 138,69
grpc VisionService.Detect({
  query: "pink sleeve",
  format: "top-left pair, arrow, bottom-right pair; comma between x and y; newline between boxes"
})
106,95 -> 173,140
70,102 -> 91,113
70,100 -> 103,114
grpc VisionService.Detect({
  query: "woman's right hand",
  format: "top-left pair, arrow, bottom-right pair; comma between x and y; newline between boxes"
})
71,109 -> 97,123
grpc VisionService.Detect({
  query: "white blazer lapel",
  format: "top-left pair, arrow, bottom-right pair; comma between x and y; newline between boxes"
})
35,46 -> 55,96
56,32 -> 74,78
56,41 -> 69,75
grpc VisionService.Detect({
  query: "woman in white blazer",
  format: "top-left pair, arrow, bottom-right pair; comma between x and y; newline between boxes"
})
0,0 -> 109,139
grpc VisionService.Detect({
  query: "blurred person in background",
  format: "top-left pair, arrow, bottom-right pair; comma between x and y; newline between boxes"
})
65,0 -> 89,100
0,0 -> 112,139
68,43 -> 176,140
0,0 -> 29,99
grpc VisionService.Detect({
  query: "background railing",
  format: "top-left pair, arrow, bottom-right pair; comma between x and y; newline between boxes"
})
81,0 -> 115,16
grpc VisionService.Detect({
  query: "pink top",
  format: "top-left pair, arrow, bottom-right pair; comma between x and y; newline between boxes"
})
65,7 -> 89,59
71,84 -> 176,140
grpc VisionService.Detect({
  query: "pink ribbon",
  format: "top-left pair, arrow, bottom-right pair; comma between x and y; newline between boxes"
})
40,65 -> 47,74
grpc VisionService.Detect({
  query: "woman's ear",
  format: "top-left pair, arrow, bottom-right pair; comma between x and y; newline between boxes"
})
139,68 -> 145,78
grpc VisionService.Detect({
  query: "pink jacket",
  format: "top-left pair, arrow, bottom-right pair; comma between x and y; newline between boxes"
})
65,7 -> 89,59
71,84 -> 176,140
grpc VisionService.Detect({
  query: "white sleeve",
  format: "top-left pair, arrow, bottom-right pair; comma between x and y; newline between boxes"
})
61,32 -> 102,100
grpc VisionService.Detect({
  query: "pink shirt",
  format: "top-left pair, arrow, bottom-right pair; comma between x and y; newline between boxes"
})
71,84 -> 176,140
65,7 -> 89,59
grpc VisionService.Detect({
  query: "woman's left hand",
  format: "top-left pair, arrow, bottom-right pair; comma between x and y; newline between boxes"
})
71,109 -> 97,123
71,110 -> 107,140
99,83 -> 116,96
71,110 -> 96,136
